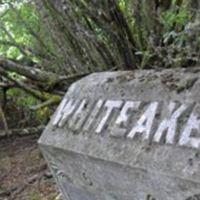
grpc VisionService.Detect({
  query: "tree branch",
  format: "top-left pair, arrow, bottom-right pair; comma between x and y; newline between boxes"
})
0,57 -> 89,91
0,57 -> 59,84
0,125 -> 44,138
0,67 -> 62,102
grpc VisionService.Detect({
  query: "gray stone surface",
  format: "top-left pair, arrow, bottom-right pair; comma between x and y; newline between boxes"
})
39,68 -> 200,200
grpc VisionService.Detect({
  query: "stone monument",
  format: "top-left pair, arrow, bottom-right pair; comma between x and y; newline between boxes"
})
39,68 -> 200,200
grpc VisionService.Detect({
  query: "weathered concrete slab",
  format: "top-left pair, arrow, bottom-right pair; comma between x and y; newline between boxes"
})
39,68 -> 200,200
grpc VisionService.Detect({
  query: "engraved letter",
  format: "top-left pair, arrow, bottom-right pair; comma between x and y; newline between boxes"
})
68,99 -> 89,130
58,99 -> 80,127
110,101 -> 140,137
153,102 -> 187,144
96,100 -> 123,134
179,113 -> 200,148
53,98 -> 68,126
127,102 -> 158,140
83,100 -> 104,131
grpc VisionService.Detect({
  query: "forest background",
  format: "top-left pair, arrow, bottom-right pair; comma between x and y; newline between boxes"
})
0,1 -> 199,199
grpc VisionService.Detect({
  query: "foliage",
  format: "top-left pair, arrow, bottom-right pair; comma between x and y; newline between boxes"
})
0,0 -> 53,128
0,0 -> 39,60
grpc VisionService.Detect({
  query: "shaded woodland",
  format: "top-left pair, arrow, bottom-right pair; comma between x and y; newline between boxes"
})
0,0 -> 199,134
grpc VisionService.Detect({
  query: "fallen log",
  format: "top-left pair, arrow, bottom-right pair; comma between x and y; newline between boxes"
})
0,125 -> 45,139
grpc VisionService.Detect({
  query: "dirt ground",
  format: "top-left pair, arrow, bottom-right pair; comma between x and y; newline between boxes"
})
0,134 -> 61,200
